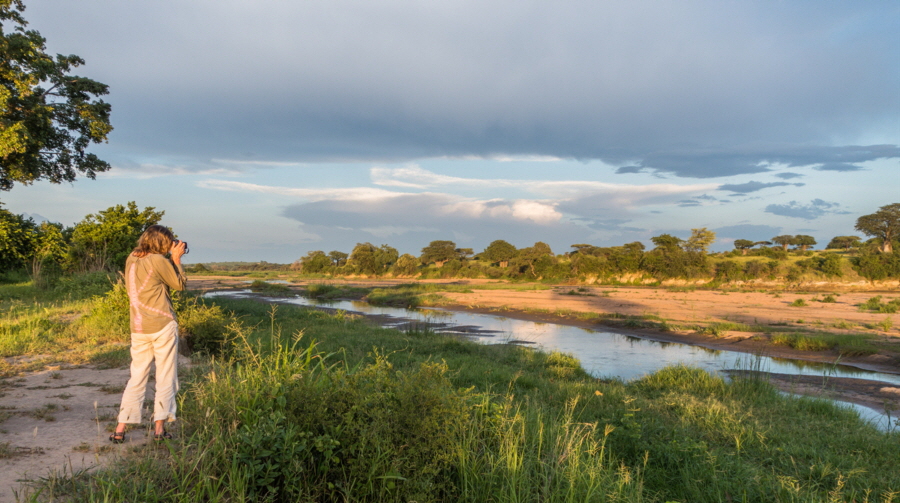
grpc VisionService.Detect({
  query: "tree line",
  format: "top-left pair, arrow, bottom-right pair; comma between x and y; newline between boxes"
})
292,204 -> 899,282
0,201 -> 162,286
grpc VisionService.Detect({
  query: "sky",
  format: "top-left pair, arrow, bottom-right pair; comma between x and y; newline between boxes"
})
2,0 -> 898,263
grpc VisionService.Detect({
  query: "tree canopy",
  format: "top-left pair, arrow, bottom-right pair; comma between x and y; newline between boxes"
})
420,240 -> 458,266
855,203 -> 900,253
1,0 -> 112,190
826,236 -> 861,250
771,235 -> 797,251
684,228 -> 716,253
794,235 -> 816,251
69,202 -> 163,272
482,239 -> 517,266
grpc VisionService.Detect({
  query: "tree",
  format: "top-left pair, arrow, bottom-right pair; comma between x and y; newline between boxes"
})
513,242 -> 554,278
391,253 -> 419,277
0,202 -> 34,270
482,239 -> 517,267
1,1 -> 113,191
347,243 -> 397,276
420,240 -> 458,267
298,250 -> 331,274
650,234 -> 682,251
327,250 -> 348,267
855,203 -> 900,253
826,236 -> 861,250
30,220 -> 66,287
771,235 -> 797,251
683,228 -> 716,254
793,235 -> 817,251
733,239 -> 755,255
68,202 -> 164,272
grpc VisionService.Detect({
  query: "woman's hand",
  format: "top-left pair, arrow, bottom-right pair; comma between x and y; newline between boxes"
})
170,240 -> 187,264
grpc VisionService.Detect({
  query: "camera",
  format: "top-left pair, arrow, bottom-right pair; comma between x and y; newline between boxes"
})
173,239 -> 190,255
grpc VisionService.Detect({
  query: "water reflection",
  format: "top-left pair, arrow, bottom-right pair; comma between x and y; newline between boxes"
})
206,289 -> 900,387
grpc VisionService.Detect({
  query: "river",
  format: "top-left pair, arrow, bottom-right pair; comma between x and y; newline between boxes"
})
205,289 -> 900,431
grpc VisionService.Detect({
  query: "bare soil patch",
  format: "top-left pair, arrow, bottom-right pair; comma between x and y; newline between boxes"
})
0,360 -> 187,502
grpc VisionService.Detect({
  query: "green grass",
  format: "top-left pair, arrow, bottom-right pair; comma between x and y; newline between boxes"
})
248,280 -> 295,296
303,283 -> 369,301
6,280 -> 900,501
770,332 -> 879,356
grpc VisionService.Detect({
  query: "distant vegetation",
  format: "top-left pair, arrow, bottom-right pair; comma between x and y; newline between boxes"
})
260,205 -> 900,284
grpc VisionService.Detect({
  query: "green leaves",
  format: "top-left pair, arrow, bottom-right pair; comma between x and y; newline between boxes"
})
0,0 -> 112,190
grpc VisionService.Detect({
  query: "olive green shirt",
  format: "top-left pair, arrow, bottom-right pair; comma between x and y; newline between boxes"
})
125,253 -> 186,334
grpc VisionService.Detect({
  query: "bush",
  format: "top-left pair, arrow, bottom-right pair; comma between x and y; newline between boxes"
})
858,296 -> 900,314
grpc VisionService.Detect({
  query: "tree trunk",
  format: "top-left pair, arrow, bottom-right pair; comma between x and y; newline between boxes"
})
741,249 -> 748,256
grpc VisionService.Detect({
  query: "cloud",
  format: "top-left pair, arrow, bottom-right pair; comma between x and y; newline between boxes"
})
24,2 -> 899,179
764,199 -> 849,220
370,166 -> 719,207
773,172 -> 803,179
717,180 -> 804,194
814,162 -> 865,172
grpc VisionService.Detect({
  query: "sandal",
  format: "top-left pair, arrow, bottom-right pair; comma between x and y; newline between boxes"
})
109,431 -> 126,444
153,431 -> 173,441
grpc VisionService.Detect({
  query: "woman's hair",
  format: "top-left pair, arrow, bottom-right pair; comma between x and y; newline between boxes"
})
132,225 -> 175,258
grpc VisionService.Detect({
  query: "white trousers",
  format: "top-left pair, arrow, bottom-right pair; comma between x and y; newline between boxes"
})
117,321 -> 180,424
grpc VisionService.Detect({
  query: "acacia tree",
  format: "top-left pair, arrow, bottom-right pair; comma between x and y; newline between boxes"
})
683,228 -> 716,253
733,239 -> 755,255
327,250 -> 348,267
826,236 -> 861,250
855,203 -> 900,253
420,240 -> 458,267
771,235 -> 797,251
794,235 -> 817,251
1,1 -> 113,191
482,239 -> 517,267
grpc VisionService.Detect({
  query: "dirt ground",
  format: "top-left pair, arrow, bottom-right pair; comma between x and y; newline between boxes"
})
0,359 -> 186,502
1,276 -> 896,498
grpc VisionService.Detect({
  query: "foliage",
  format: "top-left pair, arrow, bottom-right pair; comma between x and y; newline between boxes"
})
855,203 -> 900,253
851,248 -> 900,281
297,250 -> 331,274
68,201 -> 164,272
390,253 -> 419,277
249,280 -> 294,297
0,202 -> 34,270
733,239 -> 754,254
771,235 -> 797,250
794,234 -> 817,251
0,0 -> 112,191
419,240 -> 458,266
858,295 -> 900,314
683,227 -> 716,253
347,243 -> 398,276
481,239 -> 517,266
826,235 -> 861,250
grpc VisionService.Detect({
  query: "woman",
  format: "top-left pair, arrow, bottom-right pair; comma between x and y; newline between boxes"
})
110,225 -> 187,443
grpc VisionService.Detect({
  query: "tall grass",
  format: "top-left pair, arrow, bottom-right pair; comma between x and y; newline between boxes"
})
9,290 -> 900,501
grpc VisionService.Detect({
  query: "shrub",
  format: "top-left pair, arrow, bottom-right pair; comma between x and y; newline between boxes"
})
790,298 -> 807,307
858,296 -> 900,313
